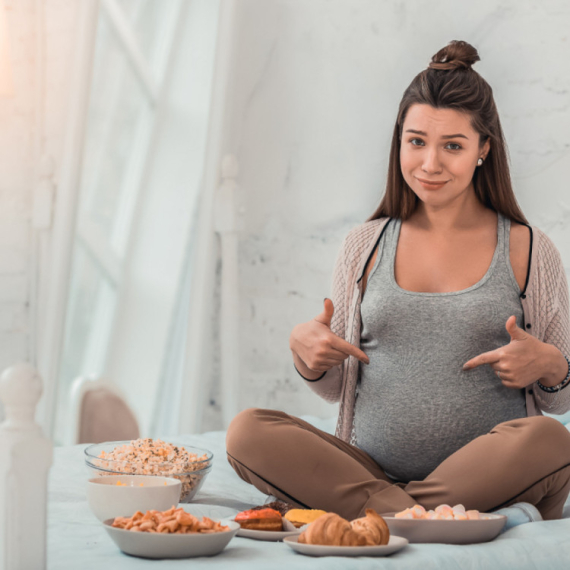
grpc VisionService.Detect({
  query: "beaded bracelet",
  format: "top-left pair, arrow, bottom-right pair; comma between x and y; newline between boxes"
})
537,354 -> 570,392
536,354 -> 570,409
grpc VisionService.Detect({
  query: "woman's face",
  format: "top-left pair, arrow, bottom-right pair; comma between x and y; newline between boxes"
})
400,104 -> 490,209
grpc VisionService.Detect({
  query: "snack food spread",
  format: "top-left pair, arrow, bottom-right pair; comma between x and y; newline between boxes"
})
112,506 -> 229,534
298,509 -> 390,546
395,504 -> 481,520
235,508 -> 283,531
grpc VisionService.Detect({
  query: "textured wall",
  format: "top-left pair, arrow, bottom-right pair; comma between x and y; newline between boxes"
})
201,0 -> 570,430
0,0 -> 34,374
0,0 -> 79,421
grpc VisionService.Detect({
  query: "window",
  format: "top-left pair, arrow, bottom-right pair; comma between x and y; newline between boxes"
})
55,0 -> 184,442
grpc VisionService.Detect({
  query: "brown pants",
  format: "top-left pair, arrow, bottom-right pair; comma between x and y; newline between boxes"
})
226,408 -> 570,521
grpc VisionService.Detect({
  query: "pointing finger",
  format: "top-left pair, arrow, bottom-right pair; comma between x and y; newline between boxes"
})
327,346 -> 348,359
463,349 -> 501,371
330,335 -> 370,364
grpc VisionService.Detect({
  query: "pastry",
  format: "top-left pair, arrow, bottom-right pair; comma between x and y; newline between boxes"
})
298,509 -> 390,546
251,500 -> 293,516
234,508 -> 283,531
284,508 -> 328,528
298,512 -> 369,546
350,509 -> 390,545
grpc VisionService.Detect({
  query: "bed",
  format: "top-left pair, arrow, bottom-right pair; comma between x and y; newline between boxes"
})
48,415 -> 570,569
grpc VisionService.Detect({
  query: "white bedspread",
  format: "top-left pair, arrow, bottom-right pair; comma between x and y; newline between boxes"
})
48,416 -> 570,569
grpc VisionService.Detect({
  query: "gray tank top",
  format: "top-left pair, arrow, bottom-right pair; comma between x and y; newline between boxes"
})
354,213 -> 526,483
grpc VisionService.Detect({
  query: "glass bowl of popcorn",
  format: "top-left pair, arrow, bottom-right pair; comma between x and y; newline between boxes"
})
84,439 -> 213,502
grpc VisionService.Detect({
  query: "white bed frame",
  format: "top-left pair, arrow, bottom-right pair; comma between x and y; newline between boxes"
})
0,363 -> 52,570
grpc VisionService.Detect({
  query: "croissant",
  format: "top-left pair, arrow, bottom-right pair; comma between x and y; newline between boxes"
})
350,509 -> 390,546
298,513 -> 369,546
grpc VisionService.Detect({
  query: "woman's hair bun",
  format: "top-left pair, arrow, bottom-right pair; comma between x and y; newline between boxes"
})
428,40 -> 480,71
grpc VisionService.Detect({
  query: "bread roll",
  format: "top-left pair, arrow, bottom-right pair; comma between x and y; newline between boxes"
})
298,513 -> 369,546
350,509 -> 390,545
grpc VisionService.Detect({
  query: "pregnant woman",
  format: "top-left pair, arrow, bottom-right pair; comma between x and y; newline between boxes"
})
226,40 -> 570,521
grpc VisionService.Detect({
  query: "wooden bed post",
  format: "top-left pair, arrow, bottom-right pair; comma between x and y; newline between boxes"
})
0,363 -> 53,570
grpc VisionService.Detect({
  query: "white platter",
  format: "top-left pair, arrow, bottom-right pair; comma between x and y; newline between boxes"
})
381,512 -> 507,544
102,519 -> 240,559
283,534 -> 408,557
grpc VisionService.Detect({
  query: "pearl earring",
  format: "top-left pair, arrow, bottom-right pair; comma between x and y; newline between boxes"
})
477,158 -> 483,166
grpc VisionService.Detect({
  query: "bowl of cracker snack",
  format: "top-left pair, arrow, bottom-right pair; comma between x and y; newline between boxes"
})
87,475 -> 181,522
84,438 -> 213,502
104,506 -> 240,558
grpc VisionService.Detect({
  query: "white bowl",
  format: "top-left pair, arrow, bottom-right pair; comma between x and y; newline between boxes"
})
381,512 -> 506,544
102,519 -> 240,558
87,475 -> 181,522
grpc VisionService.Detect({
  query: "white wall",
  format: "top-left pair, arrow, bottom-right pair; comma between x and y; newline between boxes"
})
0,0 -> 80,388
200,0 -> 570,429
0,0 -> 34,377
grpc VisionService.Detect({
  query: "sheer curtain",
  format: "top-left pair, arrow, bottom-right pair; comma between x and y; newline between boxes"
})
45,0 -> 223,444
152,1 -> 240,437
151,209 -> 199,437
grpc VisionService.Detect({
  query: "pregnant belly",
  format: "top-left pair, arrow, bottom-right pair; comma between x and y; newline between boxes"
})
353,390 -> 526,483
355,412 -> 461,482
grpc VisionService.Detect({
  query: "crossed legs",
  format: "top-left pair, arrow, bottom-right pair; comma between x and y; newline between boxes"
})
226,408 -> 570,520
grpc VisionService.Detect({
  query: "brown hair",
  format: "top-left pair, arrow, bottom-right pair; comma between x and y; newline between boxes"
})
368,40 -> 528,225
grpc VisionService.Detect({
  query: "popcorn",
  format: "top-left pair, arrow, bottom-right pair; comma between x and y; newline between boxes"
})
93,438 -> 210,501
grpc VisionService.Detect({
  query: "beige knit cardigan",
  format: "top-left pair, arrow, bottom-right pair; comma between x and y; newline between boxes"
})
303,217 -> 570,444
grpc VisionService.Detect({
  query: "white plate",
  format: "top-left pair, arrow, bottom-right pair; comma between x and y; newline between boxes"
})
381,512 -> 507,544
224,517 -> 301,541
102,519 -> 240,559
283,535 -> 408,557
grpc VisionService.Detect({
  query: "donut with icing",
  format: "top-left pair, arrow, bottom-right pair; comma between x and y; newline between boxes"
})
235,508 -> 283,531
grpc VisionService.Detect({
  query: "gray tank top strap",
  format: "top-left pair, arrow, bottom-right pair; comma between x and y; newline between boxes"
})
498,212 -> 509,262
498,213 -> 522,294
369,218 -> 395,276
493,212 -> 508,268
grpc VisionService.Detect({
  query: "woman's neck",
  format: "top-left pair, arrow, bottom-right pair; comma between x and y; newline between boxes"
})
408,189 -> 494,233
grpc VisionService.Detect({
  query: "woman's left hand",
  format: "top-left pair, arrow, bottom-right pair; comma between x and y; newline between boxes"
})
462,316 -> 565,389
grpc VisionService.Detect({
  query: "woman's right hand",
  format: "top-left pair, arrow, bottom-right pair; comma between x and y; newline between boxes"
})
290,298 -> 370,378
